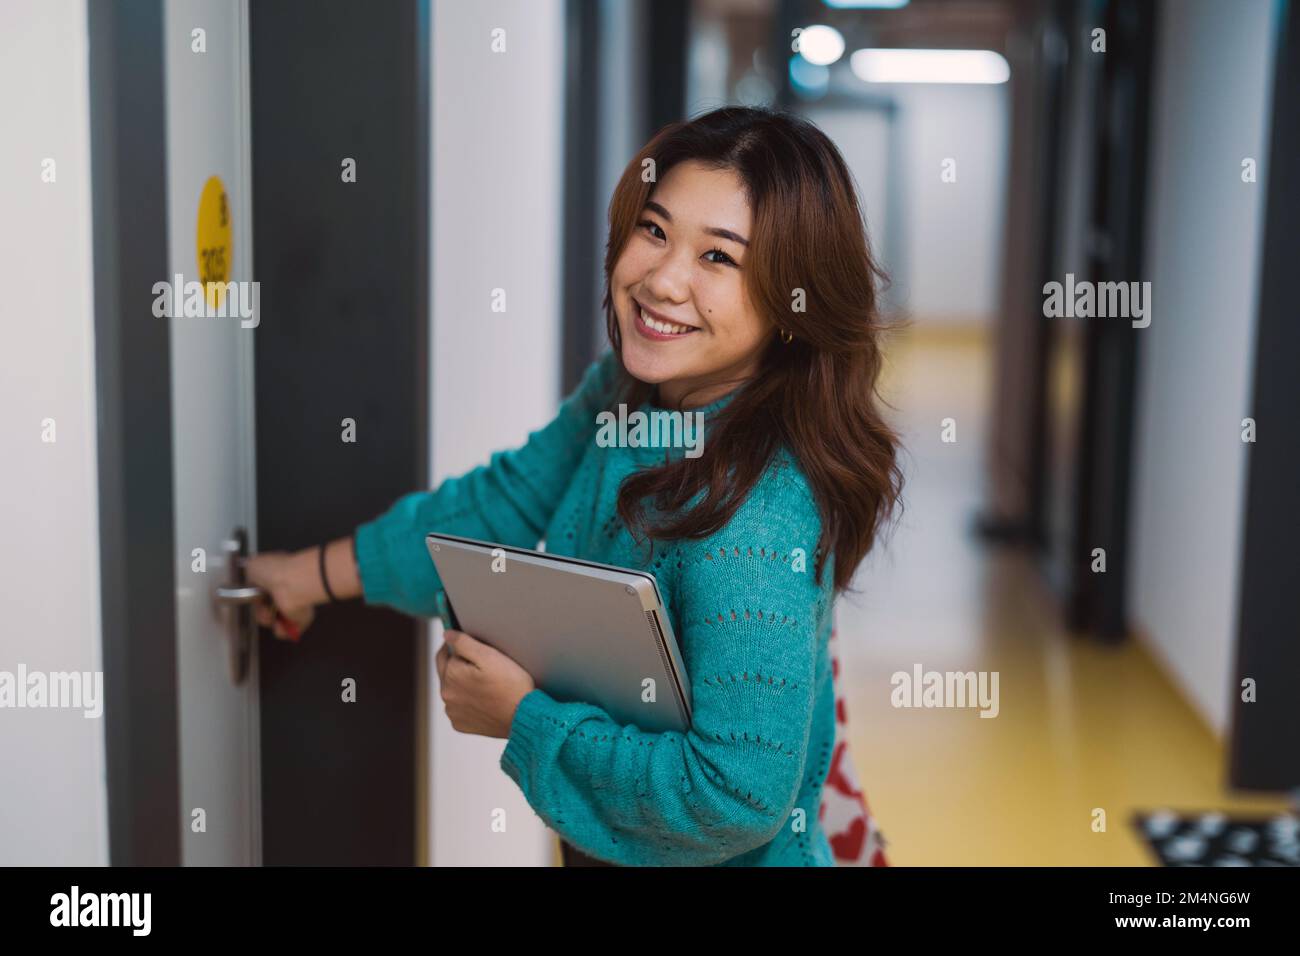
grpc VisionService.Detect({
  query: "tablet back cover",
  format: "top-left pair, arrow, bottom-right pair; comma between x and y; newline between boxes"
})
427,535 -> 691,733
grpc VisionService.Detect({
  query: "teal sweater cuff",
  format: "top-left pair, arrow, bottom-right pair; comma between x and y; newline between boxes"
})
500,688 -> 561,792
353,515 -> 395,606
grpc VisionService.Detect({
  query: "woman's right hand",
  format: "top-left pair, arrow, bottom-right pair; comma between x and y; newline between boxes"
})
244,550 -> 318,641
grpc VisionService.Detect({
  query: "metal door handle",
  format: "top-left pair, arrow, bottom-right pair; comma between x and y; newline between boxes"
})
212,529 -> 256,685
215,584 -> 265,605
214,554 -> 302,646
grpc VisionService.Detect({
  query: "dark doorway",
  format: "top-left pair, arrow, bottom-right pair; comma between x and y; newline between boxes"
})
249,0 -> 430,864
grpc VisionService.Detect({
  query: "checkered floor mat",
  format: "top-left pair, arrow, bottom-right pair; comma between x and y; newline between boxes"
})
1134,810 -> 1300,866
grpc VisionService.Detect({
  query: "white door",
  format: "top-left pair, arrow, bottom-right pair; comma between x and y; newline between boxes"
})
163,0 -> 260,866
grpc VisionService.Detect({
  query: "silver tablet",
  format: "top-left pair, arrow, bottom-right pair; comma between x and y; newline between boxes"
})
425,533 -> 692,733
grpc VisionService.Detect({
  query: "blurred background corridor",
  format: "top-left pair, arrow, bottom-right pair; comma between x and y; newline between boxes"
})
853,326 -> 1290,865
2,0 -> 1296,867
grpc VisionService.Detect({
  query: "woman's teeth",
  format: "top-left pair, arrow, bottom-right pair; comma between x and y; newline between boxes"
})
638,304 -> 694,335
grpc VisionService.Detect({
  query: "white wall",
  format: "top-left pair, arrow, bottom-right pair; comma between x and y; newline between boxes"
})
0,0 -> 108,865
1129,0 -> 1280,737
891,83 -> 1008,324
813,82 -> 1009,325
428,0 -> 566,866
802,105 -> 895,307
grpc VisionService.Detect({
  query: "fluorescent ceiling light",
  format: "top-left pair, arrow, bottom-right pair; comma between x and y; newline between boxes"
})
823,0 -> 911,8
797,24 -> 845,66
850,48 -> 1010,84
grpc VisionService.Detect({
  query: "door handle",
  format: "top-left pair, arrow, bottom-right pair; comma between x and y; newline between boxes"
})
215,584 -> 264,604
213,528 -> 256,685
212,537 -> 303,662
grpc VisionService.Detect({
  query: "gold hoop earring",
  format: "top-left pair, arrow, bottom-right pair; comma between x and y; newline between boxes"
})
779,328 -> 793,344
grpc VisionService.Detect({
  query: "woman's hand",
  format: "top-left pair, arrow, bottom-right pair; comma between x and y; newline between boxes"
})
244,550 -> 318,641
435,630 -> 536,738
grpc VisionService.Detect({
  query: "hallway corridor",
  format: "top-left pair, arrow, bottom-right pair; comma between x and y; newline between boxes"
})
836,326 -> 1291,865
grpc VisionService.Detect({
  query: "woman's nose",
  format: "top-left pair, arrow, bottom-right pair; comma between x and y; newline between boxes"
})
642,254 -> 693,305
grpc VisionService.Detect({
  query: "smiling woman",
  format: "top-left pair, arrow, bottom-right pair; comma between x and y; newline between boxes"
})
603,107 -> 903,593
611,162 -> 764,408
246,106 -> 903,867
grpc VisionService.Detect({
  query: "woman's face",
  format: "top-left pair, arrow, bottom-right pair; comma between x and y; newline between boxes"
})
612,160 -> 773,408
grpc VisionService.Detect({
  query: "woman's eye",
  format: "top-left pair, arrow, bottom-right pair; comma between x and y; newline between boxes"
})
637,221 -> 736,267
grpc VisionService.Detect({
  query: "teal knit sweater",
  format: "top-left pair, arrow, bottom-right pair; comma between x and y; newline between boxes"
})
354,350 -> 838,866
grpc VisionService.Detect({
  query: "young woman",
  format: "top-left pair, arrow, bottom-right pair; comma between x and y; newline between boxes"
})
247,106 -> 903,867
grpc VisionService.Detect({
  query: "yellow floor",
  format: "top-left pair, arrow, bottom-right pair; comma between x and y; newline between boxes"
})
836,323 -> 1290,866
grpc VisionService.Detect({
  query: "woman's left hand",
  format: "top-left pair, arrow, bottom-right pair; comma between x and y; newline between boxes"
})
435,629 -> 536,739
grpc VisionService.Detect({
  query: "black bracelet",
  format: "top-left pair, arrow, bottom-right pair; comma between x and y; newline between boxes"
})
320,542 -> 339,603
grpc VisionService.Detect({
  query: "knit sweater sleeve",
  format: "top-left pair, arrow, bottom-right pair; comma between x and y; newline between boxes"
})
499,457 -> 833,866
352,350 -> 619,618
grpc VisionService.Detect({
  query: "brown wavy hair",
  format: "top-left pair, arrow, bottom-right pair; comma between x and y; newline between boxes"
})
602,106 -> 904,593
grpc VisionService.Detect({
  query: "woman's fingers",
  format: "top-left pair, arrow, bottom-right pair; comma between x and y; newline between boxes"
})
435,641 -> 450,683
247,554 -> 315,643
283,606 -> 310,642
253,594 -> 306,641
262,604 -> 281,637
254,601 -> 275,629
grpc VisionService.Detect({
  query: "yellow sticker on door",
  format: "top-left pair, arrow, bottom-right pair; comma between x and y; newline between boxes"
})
196,176 -> 232,309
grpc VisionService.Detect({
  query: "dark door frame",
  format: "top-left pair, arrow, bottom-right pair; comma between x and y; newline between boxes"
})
1062,0 -> 1157,641
560,0 -> 602,394
1229,0 -> 1299,792
644,0 -> 691,137
973,0 -> 1070,551
89,0 -> 183,868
